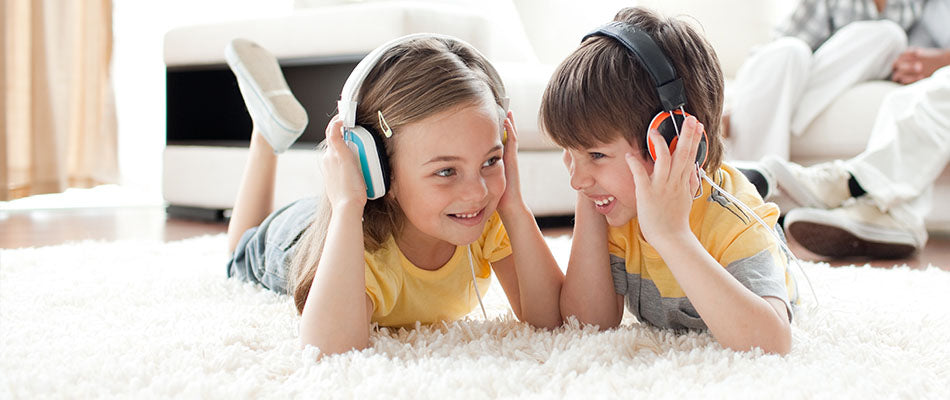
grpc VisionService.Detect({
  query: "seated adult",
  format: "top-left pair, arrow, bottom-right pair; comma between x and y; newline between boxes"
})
725,0 -> 949,161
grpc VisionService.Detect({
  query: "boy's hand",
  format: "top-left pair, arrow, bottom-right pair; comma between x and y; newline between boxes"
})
498,111 -> 526,216
322,116 -> 368,211
625,116 -> 703,246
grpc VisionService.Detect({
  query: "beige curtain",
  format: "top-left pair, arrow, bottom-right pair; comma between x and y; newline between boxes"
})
1,0 -> 118,201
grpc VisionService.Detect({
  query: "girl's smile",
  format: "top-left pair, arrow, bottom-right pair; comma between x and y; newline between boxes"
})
389,96 -> 506,251
447,207 -> 487,226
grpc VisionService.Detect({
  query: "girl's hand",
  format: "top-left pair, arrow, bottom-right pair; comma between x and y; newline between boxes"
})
322,116 -> 368,211
625,116 -> 703,246
498,111 -> 526,216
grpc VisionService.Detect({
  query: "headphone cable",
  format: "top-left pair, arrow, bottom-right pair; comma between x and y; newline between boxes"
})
699,169 -> 820,307
467,244 -> 489,319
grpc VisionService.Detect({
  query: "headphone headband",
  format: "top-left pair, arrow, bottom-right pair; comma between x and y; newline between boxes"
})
582,21 -> 686,111
338,33 -> 509,129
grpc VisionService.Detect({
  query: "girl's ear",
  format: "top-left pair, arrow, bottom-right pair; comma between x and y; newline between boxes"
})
387,172 -> 399,198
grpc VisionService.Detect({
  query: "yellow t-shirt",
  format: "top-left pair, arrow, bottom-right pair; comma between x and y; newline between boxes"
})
607,164 -> 797,330
364,212 -> 512,328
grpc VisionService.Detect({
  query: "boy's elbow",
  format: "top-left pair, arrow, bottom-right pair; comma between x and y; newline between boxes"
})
722,336 -> 790,355
764,309 -> 793,355
765,323 -> 792,355
756,336 -> 791,355
729,320 -> 792,355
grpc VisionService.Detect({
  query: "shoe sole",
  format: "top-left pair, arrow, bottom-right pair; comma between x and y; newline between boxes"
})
785,210 -> 917,259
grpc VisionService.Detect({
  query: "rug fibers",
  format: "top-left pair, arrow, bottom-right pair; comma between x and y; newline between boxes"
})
2,235 -> 949,398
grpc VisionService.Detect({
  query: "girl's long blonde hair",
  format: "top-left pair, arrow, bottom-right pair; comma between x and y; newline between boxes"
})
289,36 -> 508,314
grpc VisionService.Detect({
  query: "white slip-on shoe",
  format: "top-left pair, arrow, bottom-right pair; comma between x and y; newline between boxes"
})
225,38 -> 308,153
784,198 -> 924,259
761,156 -> 853,210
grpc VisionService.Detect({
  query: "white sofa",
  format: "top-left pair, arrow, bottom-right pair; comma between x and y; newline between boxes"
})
163,0 -> 950,232
163,0 -> 574,218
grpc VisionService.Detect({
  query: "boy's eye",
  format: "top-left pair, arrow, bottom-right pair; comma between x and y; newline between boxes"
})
483,156 -> 501,168
589,152 -> 606,160
435,168 -> 456,177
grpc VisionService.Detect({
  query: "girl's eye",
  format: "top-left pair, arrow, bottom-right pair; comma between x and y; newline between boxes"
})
435,168 -> 456,177
589,152 -> 606,160
483,156 -> 501,168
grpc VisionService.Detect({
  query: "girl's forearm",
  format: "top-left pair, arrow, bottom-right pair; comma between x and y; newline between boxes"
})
299,203 -> 371,354
560,195 -> 622,329
499,202 -> 564,329
654,234 -> 791,354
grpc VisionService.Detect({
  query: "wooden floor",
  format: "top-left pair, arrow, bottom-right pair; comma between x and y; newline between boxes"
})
2,207 -> 950,271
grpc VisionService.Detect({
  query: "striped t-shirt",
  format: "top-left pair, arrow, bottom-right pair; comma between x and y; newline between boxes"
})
608,164 -> 797,330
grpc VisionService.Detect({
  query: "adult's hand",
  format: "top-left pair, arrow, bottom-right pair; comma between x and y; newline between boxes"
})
892,47 -> 950,85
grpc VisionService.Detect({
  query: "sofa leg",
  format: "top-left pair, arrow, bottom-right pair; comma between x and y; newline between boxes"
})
166,205 -> 227,222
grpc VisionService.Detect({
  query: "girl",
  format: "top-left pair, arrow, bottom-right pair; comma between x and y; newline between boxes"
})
223,35 -> 564,356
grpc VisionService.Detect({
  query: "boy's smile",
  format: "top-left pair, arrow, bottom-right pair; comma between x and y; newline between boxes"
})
566,136 -> 653,226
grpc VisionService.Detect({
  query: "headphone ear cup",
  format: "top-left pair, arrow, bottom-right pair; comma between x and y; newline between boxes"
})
343,126 -> 391,200
366,126 -> 392,195
646,110 -> 708,168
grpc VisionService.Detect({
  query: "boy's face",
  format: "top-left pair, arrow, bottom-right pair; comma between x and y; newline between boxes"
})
565,136 -> 653,227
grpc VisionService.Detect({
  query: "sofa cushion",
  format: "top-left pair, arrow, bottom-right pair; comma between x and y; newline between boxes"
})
791,80 -> 900,164
494,62 -> 557,151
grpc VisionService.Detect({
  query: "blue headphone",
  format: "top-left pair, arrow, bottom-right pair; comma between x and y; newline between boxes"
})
583,21 -> 708,167
337,33 -> 510,200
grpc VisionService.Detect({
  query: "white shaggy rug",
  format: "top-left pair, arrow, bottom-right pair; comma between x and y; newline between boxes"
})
3,235 -> 950,399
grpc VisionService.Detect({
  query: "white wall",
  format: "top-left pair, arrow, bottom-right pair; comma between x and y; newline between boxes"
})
111,0 -> 294,201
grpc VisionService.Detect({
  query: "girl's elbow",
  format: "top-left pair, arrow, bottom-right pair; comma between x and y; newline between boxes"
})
300,337 -> 369,357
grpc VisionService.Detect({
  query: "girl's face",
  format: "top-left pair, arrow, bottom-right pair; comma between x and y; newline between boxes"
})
388,99 -> 505,247
565,136 -> 653,227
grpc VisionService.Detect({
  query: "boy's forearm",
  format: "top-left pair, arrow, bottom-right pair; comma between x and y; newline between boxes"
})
499,202 -> 564,328
653,234 -> 791,354
560,196 -> 622,329
299,204 -> 371,354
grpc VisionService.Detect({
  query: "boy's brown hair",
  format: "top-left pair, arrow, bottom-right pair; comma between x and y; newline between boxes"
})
540,7 -> 725,174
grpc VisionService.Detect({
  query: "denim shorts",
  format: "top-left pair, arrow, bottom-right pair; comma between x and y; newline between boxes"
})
226,197 -> 317,294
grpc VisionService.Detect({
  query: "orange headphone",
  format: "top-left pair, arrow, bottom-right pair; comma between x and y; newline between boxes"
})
583,22 -> 708,168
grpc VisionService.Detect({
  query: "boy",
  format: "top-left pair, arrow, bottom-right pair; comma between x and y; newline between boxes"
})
540,7 -> 796,354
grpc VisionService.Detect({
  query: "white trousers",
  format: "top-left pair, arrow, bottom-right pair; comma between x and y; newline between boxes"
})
845,66 -> 950,245
727,20 -> 908,160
